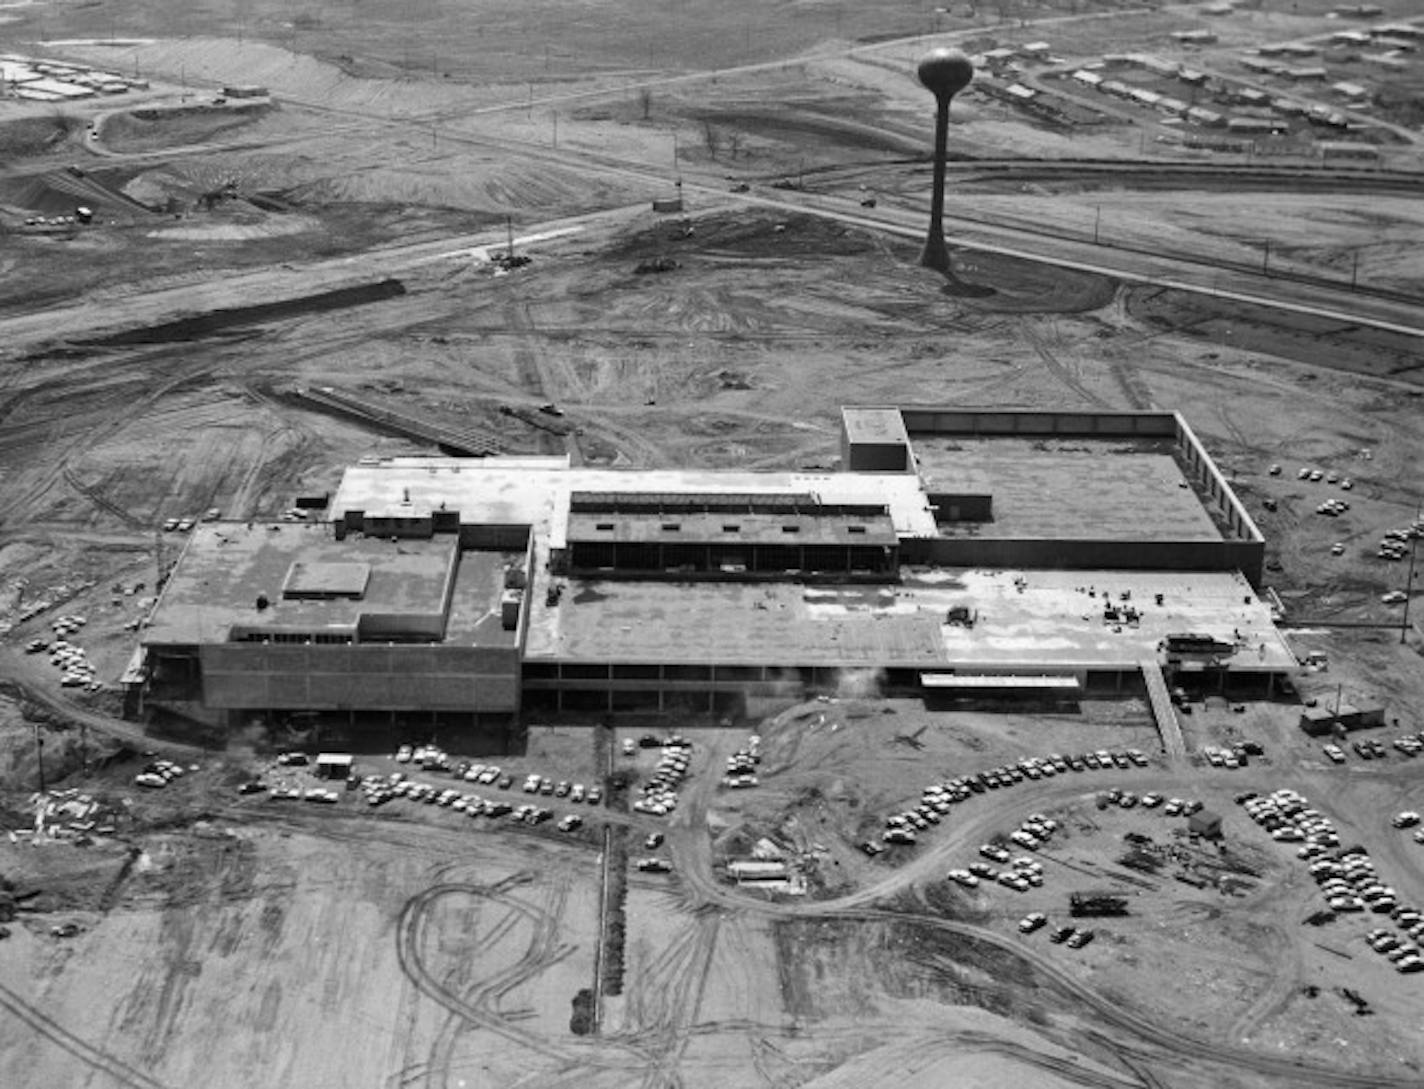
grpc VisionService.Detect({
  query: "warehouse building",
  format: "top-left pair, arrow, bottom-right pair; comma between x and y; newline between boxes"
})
134,407 -> 1291,738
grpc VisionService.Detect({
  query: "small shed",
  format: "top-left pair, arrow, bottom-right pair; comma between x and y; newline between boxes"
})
1188,808 -> 1223,839
315,753 -> 354,781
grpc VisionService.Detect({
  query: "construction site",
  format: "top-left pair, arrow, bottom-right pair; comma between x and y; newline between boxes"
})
3,0 -> 1424,1086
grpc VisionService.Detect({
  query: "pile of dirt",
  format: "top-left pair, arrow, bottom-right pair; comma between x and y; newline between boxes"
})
101,103 -> 274,154
0,115 -> 80,159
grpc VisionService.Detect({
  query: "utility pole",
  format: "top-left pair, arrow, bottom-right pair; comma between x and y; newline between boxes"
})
1093,205 -> 1101,245
35,722 -> 45,794
1402,529 -> 1418,645
1351,249 -> 1360,291
1262,240 -> 1271,276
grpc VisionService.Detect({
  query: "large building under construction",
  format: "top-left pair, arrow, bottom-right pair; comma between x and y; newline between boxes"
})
135,407 -> 1294,737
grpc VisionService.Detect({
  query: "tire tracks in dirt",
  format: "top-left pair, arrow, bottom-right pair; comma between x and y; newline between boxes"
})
0,980 -> 176,1089
392,878 -> 655,1088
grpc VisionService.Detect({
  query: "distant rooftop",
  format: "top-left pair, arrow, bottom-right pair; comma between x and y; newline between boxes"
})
145,522 -> 518,647
330,458 -> 943,544
522,567 -> 1293,672
841,406 -> 910,447
915,436 -> 1222,542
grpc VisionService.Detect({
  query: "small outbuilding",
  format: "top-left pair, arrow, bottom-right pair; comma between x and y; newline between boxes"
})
315,753 -> 354,781
1188,808 -> 1224,839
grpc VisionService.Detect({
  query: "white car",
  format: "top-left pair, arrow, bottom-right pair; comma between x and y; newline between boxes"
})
1018,912 -> 1047,933
1393,811 -> 1421,829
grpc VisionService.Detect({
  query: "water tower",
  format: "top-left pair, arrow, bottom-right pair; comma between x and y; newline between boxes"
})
917,48 -> 974,273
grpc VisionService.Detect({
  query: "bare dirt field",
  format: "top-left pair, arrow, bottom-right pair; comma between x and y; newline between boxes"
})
2,0 -> 1424,1085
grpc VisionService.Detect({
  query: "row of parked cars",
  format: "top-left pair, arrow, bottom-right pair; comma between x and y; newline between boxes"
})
1246,788 -> 1424,972
26,630 -> 101,690
633,740 -> 691,816
878,748 -> 1152,847
1018,913 -> 1096,948
1295,466 -> 1353,489
359,773 -> 585,831
722,735 -> 761,789
1322,733 -> 1424,764
1378,524 -> 1422,563
1097,789 -> 1203,816
1241,788 -> 1341,850
1202,741 -> 1265,768
944,815 -> 1060,892
134,759 -> 187,789
394,744 -> 604,805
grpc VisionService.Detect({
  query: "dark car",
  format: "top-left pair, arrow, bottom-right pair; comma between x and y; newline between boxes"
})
1050,926 -> 1076,944
1067,929 -> 1096,949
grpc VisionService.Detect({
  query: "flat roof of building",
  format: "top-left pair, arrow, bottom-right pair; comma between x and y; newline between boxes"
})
915,436 -> 1223,541
566,508 -> 898,547
330,458 -> 943,544
523,567 -> 1295,672
525,579 -> 949,667
145,523 -> 518,648
841,406 -> 910,447
920,567 -> 1296,672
